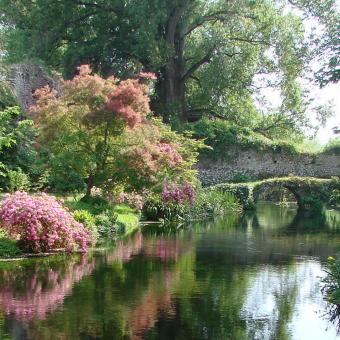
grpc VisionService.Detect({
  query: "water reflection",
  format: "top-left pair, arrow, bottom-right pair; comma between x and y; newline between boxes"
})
0,256 -> 95,319
0,205 -> 339,339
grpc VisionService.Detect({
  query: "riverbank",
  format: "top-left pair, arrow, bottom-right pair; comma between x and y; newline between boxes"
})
0,188 -> 242,259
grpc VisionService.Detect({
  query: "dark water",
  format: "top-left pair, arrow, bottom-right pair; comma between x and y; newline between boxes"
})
0,204 -> 340,340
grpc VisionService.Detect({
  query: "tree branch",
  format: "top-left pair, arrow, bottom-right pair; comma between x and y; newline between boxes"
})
74,1 -> 118,14
184,11 -> 257,37
189,75 -> 203,88
182,48 -> 215,81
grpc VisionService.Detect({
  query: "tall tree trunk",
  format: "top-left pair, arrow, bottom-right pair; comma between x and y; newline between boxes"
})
85,173 -> 95,198
154,5 -> 186,123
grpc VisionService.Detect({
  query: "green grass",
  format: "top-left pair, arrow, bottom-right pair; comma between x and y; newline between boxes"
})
113,204 -> 140,233
0,238 -> 22,258
62,195 -> 140,234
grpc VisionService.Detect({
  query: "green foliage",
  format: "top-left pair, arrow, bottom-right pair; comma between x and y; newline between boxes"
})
329,189 -> 340,208
187,118 -> 299,158
65,196 -> 111,216
0,63 -> 18,109
63,196 -> 137,239
47,167 -> 86,194
0,106 -> 36,190
6,168 -> 30,192
94,211 -> 118,239
300,195 -> 324,213
0,238 -> 22,258
322,257 -> 340,316
73,209 -> 99,241
189,189 -> 241,219
73,209 -> 96,228
143,189 -> 241,222
0,0 -> 336,132
143,195 -> 189,222
323,137 -> 340,155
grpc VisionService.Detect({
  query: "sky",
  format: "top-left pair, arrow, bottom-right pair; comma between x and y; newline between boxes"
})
314,82 -> 340,144
255,3 -> 340,146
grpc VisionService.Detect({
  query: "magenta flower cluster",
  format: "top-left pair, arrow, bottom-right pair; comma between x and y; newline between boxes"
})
161,182 -> 196,205
116,191 -> 144,211
0,192 -> 92,253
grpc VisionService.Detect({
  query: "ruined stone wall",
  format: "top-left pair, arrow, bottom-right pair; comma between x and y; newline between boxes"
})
6,63 -> 60,110
198,147 -> 340,186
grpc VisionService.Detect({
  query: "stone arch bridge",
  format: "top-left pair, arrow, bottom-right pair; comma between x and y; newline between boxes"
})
212,176 -> 339,210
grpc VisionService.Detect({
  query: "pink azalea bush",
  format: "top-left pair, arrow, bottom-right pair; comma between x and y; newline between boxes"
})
161,182 -> 196,205
0,192 -> 92,253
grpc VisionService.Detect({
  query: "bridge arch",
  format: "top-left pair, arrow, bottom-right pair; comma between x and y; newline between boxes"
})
252,182 -> 302,208
213,177 -> 337,211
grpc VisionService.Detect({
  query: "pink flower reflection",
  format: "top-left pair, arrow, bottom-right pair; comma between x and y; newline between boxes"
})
0,256 -> 95,319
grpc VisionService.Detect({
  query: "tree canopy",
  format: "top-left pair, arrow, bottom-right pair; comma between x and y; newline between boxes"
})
0,0 -> 338,138
30,65 -> 202,195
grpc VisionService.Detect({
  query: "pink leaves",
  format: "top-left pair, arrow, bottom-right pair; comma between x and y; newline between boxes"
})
106,79 -> 150,128
0,192 -> 92,253
77,64 -> 92,76
158,143 -> 183,166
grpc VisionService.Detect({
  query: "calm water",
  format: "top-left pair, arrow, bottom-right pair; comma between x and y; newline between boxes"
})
0,204 -> 340,340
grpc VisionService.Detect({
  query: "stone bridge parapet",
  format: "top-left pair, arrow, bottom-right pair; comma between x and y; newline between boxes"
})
198,147 -> 340,186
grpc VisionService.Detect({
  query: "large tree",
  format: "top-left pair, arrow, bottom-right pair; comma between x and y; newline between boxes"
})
30,65 -> 201,195
0,0 -> 338,131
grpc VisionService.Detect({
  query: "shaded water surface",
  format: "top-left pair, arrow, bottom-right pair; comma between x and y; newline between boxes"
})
0,204 -> 340,339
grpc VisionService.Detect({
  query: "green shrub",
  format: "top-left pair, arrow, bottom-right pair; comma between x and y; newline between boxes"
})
143,195 -> 189,222
7,168 -> 30,192
66,196 -> 111,215
329,189 -> 340,208
323,137 -> 340,155
73,209 -> 98,242
73,209 -> 96,226
189,189 -> 241,219
323,257 -> 340,302
0,238 -> 22,258
48,169 -> 86,194
94,211 -> 118,238
300,195 -> 324,213
143,190 -> 241,222
186,117 -> 299,158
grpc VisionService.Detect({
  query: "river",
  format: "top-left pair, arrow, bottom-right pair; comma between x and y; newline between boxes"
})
0,203 -> 339,339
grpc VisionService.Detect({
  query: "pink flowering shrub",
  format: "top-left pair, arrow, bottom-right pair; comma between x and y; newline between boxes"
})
116,191 -> 144,211
0,192 -> 92,253
158,142 -> 183,165
162,182 -> 196,205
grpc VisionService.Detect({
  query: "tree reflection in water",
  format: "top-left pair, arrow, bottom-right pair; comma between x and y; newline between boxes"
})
0,206 -> 339,339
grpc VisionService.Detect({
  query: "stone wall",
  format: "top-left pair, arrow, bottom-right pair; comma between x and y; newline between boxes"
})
6,63 -> 60,110
198,147 -> 340,186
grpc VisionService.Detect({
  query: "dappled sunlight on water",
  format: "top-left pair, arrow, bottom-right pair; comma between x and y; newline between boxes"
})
0,204 -> 339,339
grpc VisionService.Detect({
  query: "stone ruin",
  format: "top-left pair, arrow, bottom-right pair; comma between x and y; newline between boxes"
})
1,62 -> 60,110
